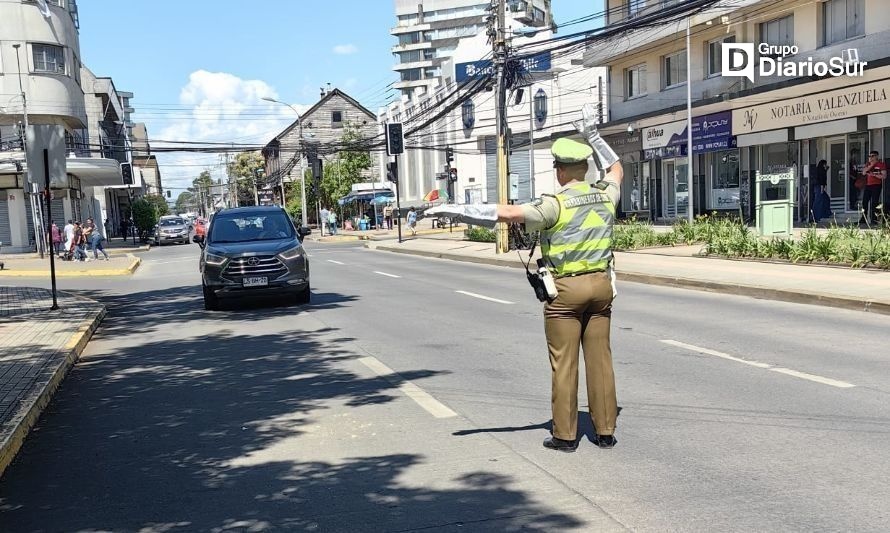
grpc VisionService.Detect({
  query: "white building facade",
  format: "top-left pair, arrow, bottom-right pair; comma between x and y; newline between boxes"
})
588,0 -> 890,222
379,29 -> 606,207
0,0 -> 129,252
392,0 -> 553,99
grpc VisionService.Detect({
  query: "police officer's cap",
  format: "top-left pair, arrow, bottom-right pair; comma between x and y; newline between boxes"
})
551,138 -> 593,165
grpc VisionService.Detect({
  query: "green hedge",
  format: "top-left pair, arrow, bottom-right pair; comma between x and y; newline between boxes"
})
613,215 -> 890,269
465,226 -> 497,242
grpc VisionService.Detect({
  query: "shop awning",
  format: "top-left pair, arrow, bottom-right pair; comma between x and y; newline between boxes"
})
338,190 -> 395,205
66,157 -> 124,187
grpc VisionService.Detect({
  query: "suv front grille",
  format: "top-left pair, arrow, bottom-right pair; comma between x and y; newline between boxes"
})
224,255 -> 288,277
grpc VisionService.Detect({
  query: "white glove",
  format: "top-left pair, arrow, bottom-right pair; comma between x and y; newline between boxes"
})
573,104 -> 620,172
423,204 -> 498,228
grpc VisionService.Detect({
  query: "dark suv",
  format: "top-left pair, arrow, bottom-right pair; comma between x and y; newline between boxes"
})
195,206 -> 310,310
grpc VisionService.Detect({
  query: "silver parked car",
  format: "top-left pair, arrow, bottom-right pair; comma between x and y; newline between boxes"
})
154,215 -> 191,245
194,206 -> 311,310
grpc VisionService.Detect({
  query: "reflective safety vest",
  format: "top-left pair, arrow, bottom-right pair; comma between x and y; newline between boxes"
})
540,182 -> 615,277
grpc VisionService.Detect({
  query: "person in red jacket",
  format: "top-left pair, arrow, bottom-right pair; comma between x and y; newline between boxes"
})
860,151 -> 886,225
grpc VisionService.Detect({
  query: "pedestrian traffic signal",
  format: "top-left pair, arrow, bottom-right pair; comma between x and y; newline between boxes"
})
121,163 -> 133,185
386,161 -> 399,183
445,146 -> 454,164
386,122 -> 404,156
449,167 -> 457,183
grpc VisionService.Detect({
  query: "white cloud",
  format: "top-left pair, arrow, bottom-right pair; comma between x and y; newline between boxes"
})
332,44 -> 358,55
145,70 -> 309,198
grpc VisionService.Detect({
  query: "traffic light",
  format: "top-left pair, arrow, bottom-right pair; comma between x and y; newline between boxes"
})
449,167 -> 458,183
121,163 -> 133,185
386,122 -> 404,156
312,157 -> 323,181
386,160 -> 399,183
445,147 -> 454,165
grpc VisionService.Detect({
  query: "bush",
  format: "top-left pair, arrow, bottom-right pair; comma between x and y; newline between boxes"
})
465,226 -> 496,242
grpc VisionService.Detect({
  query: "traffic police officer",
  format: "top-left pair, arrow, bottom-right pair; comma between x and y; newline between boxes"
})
425,106 -> 623,452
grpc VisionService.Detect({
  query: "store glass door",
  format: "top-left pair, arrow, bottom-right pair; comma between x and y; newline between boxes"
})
827,138 -> 846,214
663,158 -> 689,219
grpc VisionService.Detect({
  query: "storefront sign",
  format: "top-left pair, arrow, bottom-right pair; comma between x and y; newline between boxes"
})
603,131 -> 642,157
732,78 -> 890,135
456,51 -> 551,83
643,112 -> 735,159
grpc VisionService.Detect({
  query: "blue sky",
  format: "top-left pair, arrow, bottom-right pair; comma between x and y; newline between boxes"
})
77,1 -> 603,194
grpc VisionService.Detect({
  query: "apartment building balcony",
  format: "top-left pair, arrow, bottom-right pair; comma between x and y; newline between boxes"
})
391,22 -> 431,35
393,59 -> 436,72
391,41 -> 433,53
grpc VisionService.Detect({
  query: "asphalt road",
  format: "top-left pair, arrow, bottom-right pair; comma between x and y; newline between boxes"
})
1,240 -> 888,531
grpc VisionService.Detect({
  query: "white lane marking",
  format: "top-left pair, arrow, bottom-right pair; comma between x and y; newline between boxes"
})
769,367 -> 855,388
327,260 -> 345,265
660,340 -> 771,369
374,271 -> 401,278
359,357 -> 457,418
660,339 -> 855,389
455,290 -> 514,305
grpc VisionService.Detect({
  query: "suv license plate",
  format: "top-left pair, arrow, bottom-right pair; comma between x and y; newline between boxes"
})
243,277 -> 268,287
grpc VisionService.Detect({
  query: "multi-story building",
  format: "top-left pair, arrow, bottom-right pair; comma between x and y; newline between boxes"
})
0,0 -> 128,251
586,0 -> 890,222
263,88 -> 381,206
392,0 -> 553,99
379,29 -> 606,207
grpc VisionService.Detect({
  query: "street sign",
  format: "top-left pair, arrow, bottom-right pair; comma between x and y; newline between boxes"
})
25,125 -> 66,189
456,51 -> 551,83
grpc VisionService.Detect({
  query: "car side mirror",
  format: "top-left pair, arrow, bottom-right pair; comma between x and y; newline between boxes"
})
193,234 -> 205,248
297,226 -> 311,242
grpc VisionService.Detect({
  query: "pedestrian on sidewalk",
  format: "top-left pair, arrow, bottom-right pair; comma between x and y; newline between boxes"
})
50,221 -> 62,255
320,206 -> 330,236
85,218 -> 109,260
861,150 -> 886,225
407,207 -> 417,236
383,203 -> 394,230
327,210 -> 337,235
72,221 -> 88,261
425,106 -> 623,452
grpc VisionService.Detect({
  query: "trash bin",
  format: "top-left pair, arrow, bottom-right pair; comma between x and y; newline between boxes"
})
359,220 -> 369,231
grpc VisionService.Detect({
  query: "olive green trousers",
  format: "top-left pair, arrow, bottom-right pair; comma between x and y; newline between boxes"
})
544,271 -> 617,440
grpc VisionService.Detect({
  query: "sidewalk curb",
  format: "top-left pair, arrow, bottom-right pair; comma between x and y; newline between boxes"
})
0,299 -> 106,477
369,243 -> 890,316
0,255 -> 141,277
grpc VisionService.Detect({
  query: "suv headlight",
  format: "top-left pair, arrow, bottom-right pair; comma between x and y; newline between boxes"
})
205,252 -> 228,267
279,245 -> 304,260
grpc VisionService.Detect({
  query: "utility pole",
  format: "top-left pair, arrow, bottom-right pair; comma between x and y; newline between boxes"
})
13,44 -> 44,258
494,0 -> 509,253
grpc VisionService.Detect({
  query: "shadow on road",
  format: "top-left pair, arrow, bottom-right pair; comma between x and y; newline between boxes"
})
0,284 -> 584,531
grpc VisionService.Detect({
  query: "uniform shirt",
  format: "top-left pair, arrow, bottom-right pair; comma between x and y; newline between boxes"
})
520,177 -> 621,232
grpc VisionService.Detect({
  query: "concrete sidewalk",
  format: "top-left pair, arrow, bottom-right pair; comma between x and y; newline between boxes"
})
0,286 -> 105,476
0,254 -> 141,277
368,237 -> 890,315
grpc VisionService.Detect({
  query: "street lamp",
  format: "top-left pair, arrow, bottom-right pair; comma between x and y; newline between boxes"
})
262,96 -> 307,227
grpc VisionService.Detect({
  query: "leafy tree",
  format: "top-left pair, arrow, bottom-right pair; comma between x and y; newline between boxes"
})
131,198 -> 159,241
175,191 -> 196,213
143,194 -> 169,218
227,151 -> 265,206
318,122 -> 373,208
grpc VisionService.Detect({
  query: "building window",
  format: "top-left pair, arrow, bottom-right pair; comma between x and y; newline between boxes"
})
72,53 -> 80,85
625,64 -> 647,99
760,15 -> 793,48
32,44 -> 65,74
398,32 -> 422,45
628,0 -> 644,17
708,149 -> 740,209
708,35 -> 735,76
400,68 -> 422,82
332,111 -> 343,128
662,50 -> 686,89
822,0 -> 864,46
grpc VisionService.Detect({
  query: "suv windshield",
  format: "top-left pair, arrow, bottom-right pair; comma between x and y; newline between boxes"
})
159,218 -> 185,226
209,212 -> 295,243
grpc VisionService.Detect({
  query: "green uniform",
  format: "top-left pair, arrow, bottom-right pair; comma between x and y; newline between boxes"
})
519,138 -> 621,441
